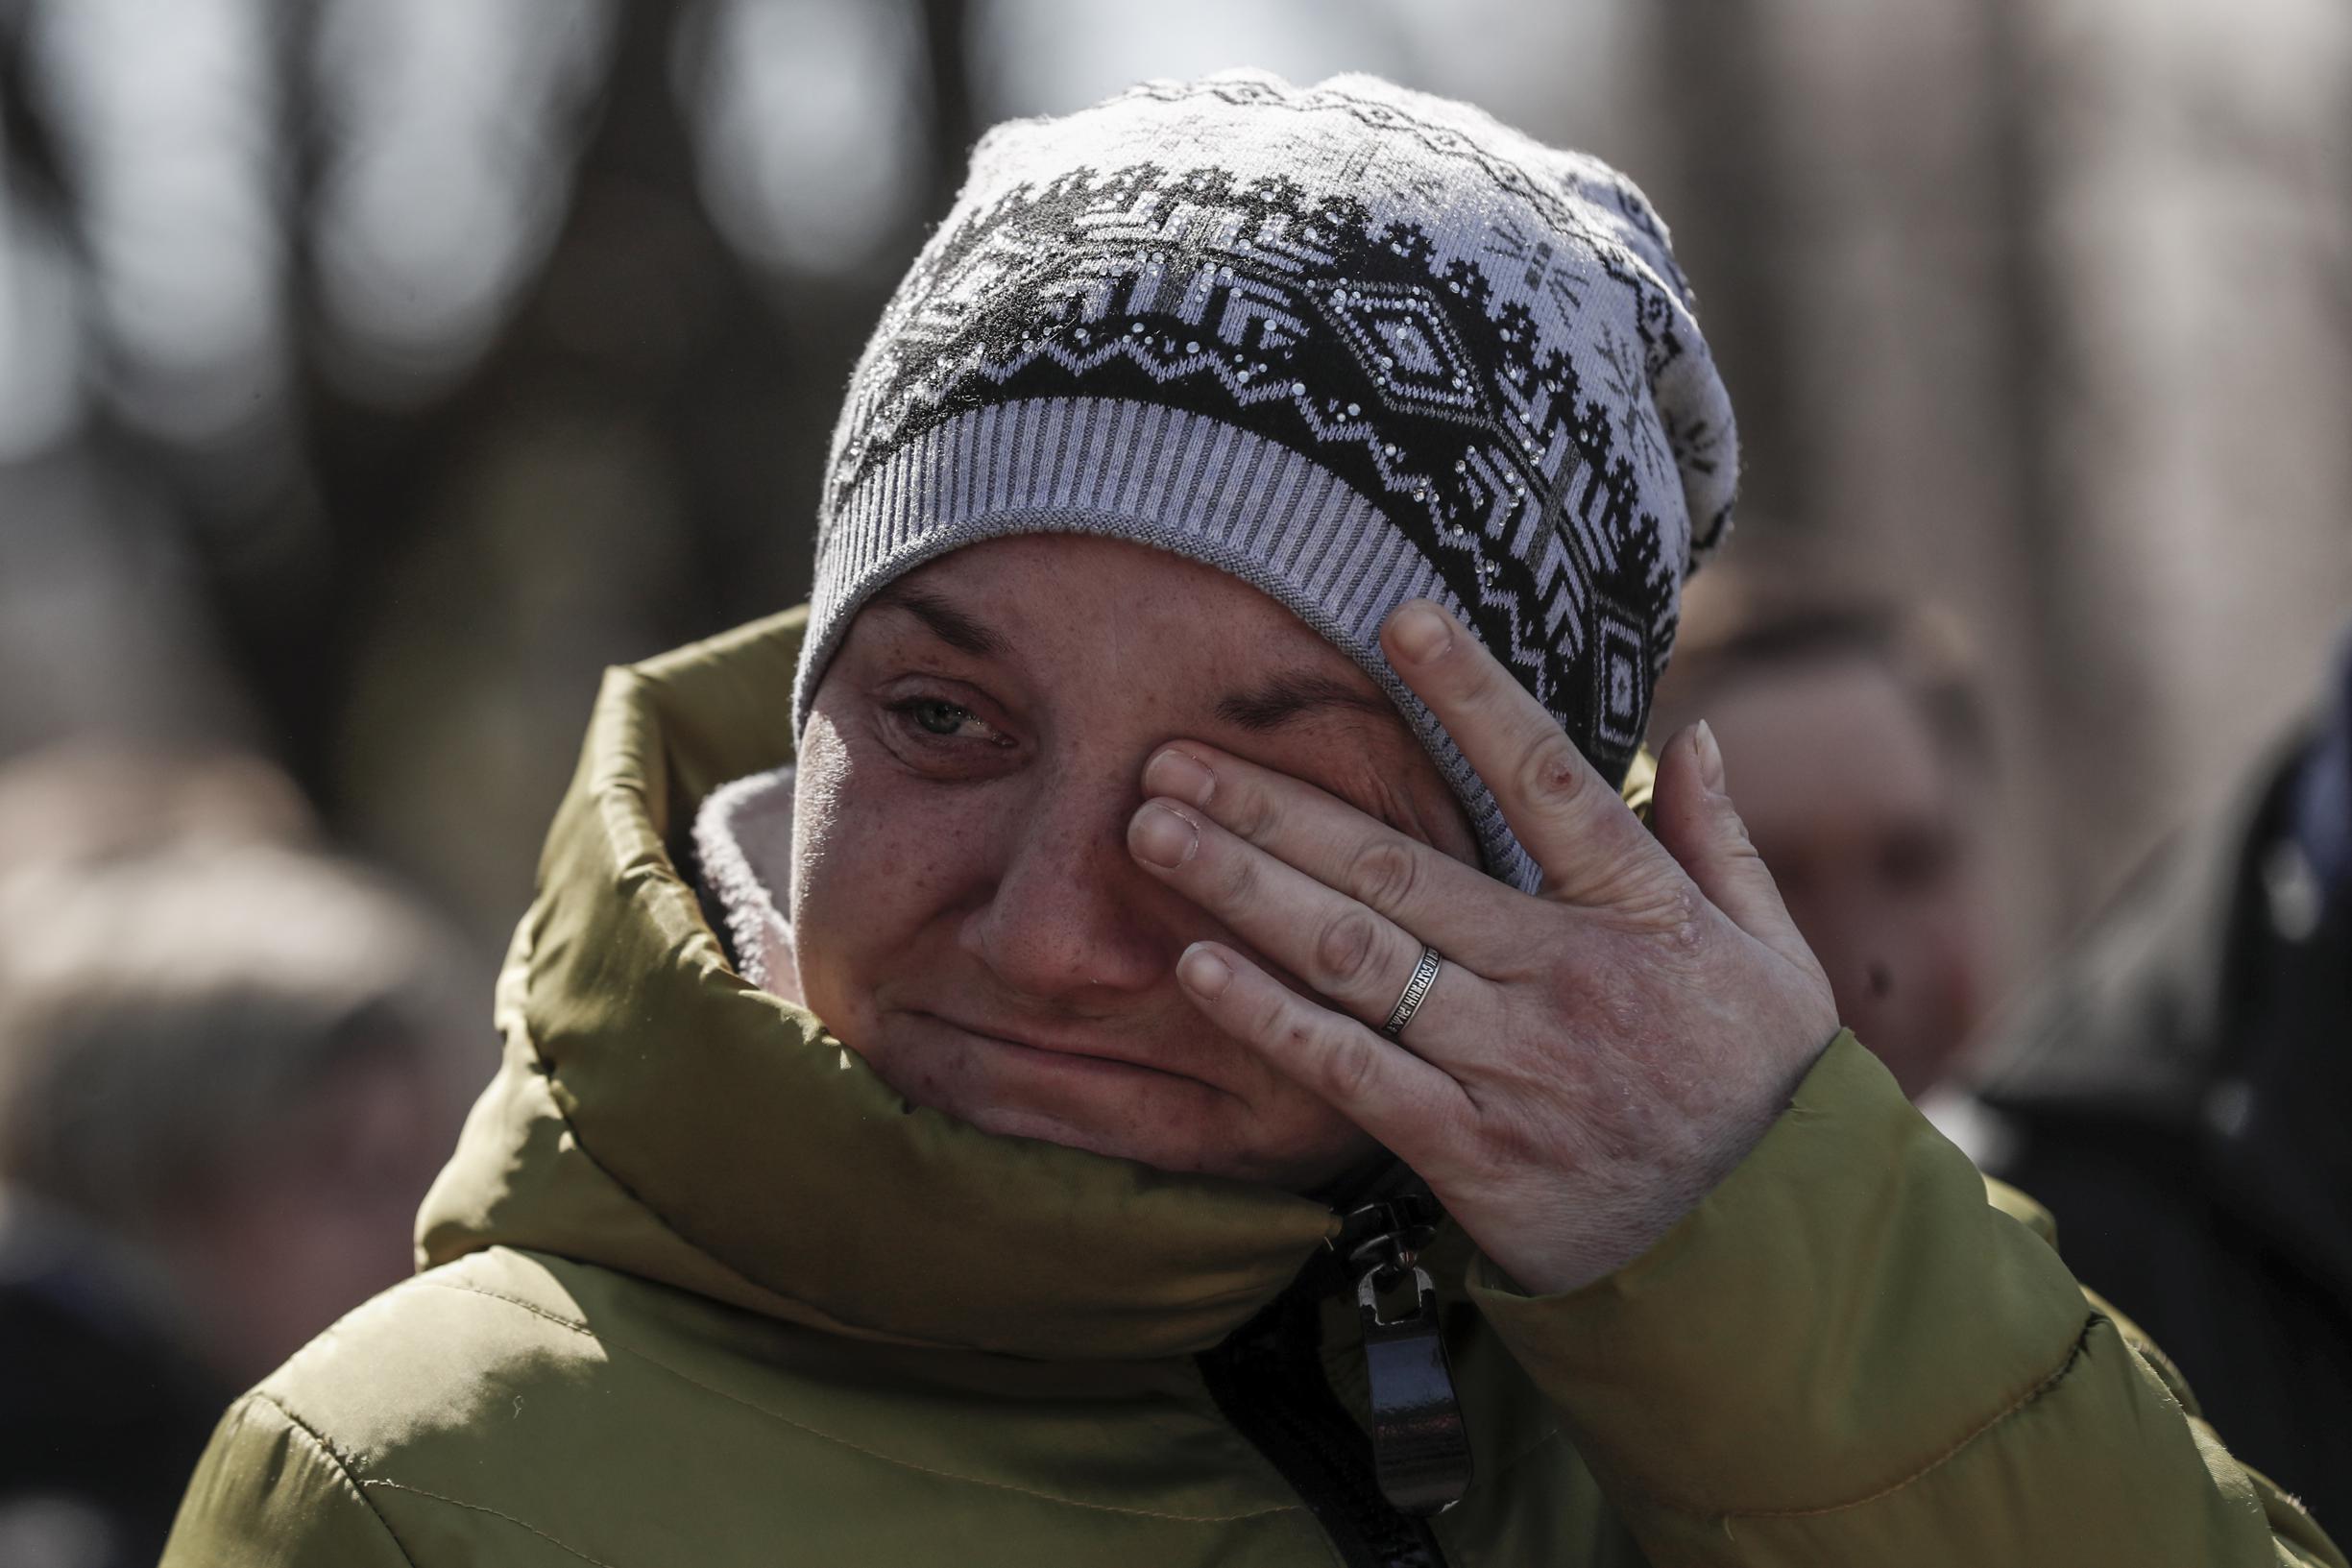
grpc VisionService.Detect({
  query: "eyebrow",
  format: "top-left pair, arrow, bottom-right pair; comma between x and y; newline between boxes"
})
1214,670 -> 1398,733
870,584 -> 1009,659
869,583 -> 1392,732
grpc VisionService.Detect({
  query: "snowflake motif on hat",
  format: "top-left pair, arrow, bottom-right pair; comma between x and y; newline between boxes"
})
803,74 -> 1738,884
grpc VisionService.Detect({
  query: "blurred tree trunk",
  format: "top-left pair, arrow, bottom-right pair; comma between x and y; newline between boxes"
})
1639,0 -> 1815,540
1976,0 -> 2129,916
917,0 -> 976,218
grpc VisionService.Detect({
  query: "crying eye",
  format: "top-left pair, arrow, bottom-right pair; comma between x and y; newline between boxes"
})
910,699 -> 979,736
892,697 -> 1007,745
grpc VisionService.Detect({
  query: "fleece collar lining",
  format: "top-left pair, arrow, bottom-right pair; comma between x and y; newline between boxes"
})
691,766 -> 798,998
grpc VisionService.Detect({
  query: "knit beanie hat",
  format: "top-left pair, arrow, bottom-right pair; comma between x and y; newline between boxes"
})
795,72 -> 1737,891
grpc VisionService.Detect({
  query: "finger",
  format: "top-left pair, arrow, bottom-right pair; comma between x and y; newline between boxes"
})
1649,721 -> 1819,975
1140,741 -> 1501,953
1380,600 -> 1665,903
1174,940 -> 1469,1161
1127,797 -> 1497,1049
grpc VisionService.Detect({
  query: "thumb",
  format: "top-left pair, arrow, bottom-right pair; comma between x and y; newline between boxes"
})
1651,721 -> 1817,974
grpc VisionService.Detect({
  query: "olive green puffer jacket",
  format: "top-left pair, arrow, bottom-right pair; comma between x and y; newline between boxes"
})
162,611 -> 2343,1567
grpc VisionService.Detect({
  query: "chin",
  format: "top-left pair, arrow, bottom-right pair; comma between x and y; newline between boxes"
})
959,1103 -> 1193,1169
850,1006 -> 1366,1188
924,1059 -> 1240,1173
957,1090 -> 1363,1190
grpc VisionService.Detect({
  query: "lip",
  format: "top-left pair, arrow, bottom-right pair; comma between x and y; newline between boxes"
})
907,1009 -> 1217,1089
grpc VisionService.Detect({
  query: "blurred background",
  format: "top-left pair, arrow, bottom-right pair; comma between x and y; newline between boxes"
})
2,0 -> 2347,955
0,1 -> 2349,1555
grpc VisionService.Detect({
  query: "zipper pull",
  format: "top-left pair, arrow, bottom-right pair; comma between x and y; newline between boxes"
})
1344,1198 -> 1474,1516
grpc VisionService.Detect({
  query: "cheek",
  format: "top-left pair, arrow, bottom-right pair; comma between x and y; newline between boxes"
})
788,716 -> 997,1009
1909,896 -> 1987,1020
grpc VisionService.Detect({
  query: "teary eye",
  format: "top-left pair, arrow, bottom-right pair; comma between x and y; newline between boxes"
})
891,696 -> 1008,745
910,698 -> 978,736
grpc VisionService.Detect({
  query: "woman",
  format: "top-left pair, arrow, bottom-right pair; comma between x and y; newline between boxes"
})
164,73 -> 2340,1567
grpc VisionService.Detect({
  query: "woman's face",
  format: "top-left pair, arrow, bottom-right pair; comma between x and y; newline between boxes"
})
789,536 -> 1478,1192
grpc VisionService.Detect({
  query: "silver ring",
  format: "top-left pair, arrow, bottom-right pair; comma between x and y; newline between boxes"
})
1379,946 -> 1443,1040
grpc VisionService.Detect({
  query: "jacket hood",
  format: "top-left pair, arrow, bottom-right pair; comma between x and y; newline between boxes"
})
415,608 -> 1652,1361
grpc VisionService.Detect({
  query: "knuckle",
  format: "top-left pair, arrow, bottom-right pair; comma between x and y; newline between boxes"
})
1346,837 -> 1421,915
1227,780 -> 1281,843
1210,846 -> 1261,908
1312,909 -> 1384,992
1646,881 -> 1709,953
1313,1031 -> 1379,1103
1512,731 -> 1595,818
1664,878 -> 1703,927
1250,989 -> 1297,1043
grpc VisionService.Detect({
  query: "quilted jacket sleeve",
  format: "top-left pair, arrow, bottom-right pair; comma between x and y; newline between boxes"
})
160,1393 -> 417,1568
1468,1031 -> 2345,1568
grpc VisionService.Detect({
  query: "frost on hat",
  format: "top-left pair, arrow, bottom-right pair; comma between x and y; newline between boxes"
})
797,72 -> 1738,890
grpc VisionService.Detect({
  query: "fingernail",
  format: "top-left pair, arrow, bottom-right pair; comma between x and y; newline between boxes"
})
1128,802 -> 1200,868
1694,719 -> 1727,794
1389,601 -> 1453,663
1177,945 -> 1232,998
1145,748 -> 1216,808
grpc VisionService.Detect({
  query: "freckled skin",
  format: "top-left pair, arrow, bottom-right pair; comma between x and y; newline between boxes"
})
788,536 -> 1481,1193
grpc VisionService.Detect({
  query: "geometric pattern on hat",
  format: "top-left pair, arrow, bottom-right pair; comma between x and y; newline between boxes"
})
797,72 -> 1737,889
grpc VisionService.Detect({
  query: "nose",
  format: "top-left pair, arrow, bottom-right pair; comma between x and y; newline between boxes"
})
958,766 -> 1174,1001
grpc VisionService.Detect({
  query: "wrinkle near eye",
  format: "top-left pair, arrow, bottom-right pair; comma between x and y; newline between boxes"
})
1272,738 -> 1441,849
1333,749 -> 1479,864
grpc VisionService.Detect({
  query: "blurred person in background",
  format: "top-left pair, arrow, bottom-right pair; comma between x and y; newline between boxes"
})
1946,636 -> 2352,1530
1649,571 -> 1999,1098
157,75 -> 2338,1568
0,744 -> 473,1568
1650,567 -> 2352,1529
